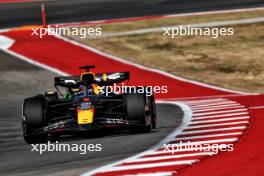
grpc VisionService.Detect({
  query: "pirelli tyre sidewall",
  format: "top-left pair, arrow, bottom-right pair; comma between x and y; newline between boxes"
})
150,94 -> 157,129
124,93 -> 152,132
22,96 -> 47,144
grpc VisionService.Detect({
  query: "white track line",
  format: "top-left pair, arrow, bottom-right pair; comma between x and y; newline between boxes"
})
183,98 -> 228,104
128,152 -> 215,163
167,138 -> 238,146
180,126 -> 247,135
249,106 -> 264,109
185,100 -> 234,107
192,106 -> 245,112
123,171 -> 176,176
191,103 -> 241,109
0,28 -> 12,33
174,132 -> 242,141
146,144 -> 231,156
193,108 -> 248,116
190,116 -> 250,124
0,36 -> 14,49
186,121 -> 249,129
187,101 -> 235,106
123,171 -> 177,176
193,112 -> 249,120
186,101 -> 237,106
161,93 -> 260,102
96,160 -> 198,172
192,105 -> 245,112
189,102 -> 239,108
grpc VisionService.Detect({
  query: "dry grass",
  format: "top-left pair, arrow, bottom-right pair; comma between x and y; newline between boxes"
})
67,11 -> 264,93
74,9 -> 264,33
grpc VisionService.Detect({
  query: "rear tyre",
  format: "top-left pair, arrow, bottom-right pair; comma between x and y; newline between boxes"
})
149,95 -> 157,129
22,97 -> 47,144
124,93 -> 152,133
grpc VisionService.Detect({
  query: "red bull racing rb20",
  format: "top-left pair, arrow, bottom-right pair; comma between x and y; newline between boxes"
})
22,66 -> 156,144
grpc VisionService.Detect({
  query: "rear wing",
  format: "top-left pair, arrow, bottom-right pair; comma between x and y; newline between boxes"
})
96,72 -> 130,86
55,72 -> 129,87
55,76 -> 80,88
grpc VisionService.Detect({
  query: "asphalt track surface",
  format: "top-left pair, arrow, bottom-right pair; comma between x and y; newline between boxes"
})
0,50 -> 183,176
1,0 -> 264,28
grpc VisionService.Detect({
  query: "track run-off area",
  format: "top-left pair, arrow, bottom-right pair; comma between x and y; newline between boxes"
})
1,15 -> 264,176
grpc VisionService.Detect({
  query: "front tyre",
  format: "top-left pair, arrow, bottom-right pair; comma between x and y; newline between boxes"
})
124,93 -> 152,133
149,95 -> 157,129
22,97 -> 47,144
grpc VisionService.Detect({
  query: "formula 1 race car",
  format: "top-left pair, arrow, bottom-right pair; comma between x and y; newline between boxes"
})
22,66 -> 156,144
